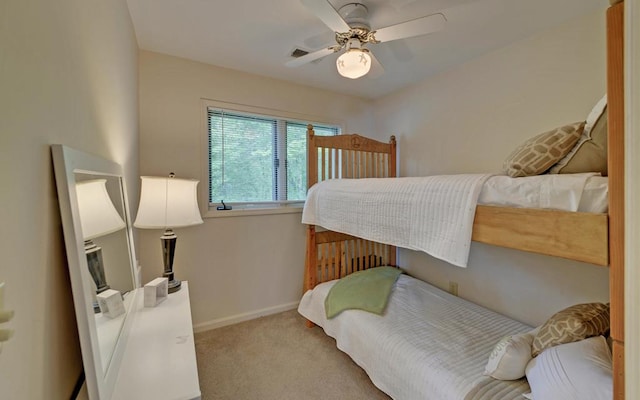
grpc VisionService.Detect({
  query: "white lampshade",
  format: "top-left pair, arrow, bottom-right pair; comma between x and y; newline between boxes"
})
336,49 -> 372,79
76,179 -> 126,240
134,176 -> 203,229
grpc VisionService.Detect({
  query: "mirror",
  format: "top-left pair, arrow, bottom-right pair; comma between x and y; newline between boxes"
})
52,145 -> 139,399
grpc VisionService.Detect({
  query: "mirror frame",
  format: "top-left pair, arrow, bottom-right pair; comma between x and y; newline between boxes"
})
52,145 -> 140,399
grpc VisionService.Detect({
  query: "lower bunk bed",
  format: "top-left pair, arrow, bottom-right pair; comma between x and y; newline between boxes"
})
298,272 -> 533,400
298,269 -> 613,400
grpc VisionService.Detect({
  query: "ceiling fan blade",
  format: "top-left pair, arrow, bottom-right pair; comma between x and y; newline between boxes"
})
285,47 -> 337,67
367,52 -> 385,79
301,0 -> 350,33
304,31 -> 336,49
374,13 -> 446,43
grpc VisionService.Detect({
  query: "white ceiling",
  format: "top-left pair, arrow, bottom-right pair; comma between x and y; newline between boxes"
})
126,0 -> 607,100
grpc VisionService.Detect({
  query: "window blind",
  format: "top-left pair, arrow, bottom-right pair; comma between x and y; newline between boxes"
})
208,110 -> 277,203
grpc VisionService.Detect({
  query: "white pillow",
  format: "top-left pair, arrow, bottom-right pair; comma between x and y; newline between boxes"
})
583,95 -> 608,135
484,328 -> 537,380
525,336 -> 612,400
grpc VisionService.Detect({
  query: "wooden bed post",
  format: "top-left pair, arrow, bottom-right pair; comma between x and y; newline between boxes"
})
607,2 -> 625,399
304,226 -> 317,292
305,123 -> 318,292
389,135 -> 397,178
304,125 -> 318,328
389,135 -> 397,266
307,125 -> 318,188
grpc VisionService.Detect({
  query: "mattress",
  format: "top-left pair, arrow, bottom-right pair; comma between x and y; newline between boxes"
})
478,174 -> 608,213
298,274 -> 533,400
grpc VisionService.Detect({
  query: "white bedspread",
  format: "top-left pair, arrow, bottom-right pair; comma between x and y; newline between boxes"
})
298,274 -> 533,400
302,174 -> 492,267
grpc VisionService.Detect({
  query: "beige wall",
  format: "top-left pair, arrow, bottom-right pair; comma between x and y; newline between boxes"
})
372,9 -> 610,326
137,51 -> 374,329
0,0 -> 138,398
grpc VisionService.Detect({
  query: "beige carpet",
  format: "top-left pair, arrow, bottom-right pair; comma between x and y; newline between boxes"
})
194,309 -> 391,400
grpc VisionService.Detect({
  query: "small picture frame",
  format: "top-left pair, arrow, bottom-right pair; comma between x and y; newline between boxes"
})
97,289 -> 125,318
144,277 -> 169,307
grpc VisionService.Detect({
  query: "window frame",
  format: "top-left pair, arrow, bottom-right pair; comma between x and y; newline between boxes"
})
200,99 -> 344,218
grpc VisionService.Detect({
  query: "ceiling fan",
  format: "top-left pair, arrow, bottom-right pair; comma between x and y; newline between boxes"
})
287,0 -> 447,79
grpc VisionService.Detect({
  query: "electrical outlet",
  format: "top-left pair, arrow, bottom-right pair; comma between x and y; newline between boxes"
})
448,281 -> 458,296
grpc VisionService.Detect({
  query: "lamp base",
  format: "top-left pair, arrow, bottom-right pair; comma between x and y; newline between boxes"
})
167,277 -> 181,293
160,229 -> 182,293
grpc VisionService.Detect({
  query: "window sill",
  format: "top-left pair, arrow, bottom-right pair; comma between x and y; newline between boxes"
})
203,204 -> 303,219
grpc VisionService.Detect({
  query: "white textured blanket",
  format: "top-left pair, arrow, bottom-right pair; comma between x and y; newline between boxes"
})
298,274 -> 532,400
302,174 -> 492,267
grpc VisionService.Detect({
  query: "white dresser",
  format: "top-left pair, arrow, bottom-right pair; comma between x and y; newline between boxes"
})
111,281 -> 201,399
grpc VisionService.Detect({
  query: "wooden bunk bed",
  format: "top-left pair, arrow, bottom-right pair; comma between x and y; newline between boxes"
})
303,2 -> 625,398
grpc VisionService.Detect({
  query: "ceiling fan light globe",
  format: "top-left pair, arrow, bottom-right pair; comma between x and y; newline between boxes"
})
336,49 -> 372,79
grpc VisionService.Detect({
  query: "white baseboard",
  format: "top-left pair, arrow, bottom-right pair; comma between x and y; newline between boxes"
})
193,301 -> 300,333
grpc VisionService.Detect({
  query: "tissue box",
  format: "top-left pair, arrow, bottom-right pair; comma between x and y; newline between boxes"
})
144,277 -> 168,307
97,289 -> 125,318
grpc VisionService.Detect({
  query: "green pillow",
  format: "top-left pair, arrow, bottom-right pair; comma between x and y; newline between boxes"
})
324,266 -> 401,319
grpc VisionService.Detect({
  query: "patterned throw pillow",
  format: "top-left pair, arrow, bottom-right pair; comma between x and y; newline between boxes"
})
484,328 -> 538,380
503,122 -> 585,178
532,302 -> 610,357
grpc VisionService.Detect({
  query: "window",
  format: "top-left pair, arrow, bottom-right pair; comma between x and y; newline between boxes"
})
207,108 -> 339,208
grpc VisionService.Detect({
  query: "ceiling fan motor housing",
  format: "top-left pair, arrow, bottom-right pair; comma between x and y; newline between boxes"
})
334,3 -> 379,47
338,3 -> 370,30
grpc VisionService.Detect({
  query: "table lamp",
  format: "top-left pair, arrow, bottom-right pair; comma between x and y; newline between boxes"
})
134,174 -> 203,293
76,179 -> 127,312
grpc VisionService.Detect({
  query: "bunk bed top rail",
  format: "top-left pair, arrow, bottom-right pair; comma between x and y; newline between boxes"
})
473,205 -> 608,265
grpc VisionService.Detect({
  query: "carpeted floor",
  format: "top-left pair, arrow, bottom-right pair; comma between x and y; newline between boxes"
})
194,309 -> 391,400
